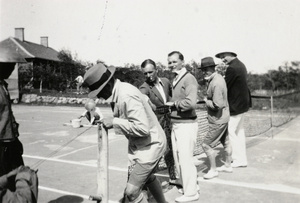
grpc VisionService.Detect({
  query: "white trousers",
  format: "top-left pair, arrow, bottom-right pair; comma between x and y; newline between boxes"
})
228,113 -> 248,165
171,122 -> 198,196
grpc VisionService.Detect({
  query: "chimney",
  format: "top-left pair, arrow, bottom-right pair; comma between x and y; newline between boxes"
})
40,36 -> 48,47
15,28 -> 25,41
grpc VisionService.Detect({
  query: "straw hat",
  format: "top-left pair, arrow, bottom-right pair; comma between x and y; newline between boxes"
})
215,51 -> 237,58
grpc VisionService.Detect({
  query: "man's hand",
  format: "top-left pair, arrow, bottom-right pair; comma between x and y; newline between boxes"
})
7,166 -> 24,177
102,117 -> 114,129
165,102 -> 175,106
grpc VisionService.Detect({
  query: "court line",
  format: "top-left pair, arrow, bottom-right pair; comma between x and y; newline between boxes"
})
273,137 -> 300,142
25,155 -> 300,195
39,186 -> 118,203
197,178 -> 300,195
53,145 -> 98,159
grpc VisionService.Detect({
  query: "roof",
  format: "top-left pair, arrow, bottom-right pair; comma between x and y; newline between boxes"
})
0,37 -> 60,63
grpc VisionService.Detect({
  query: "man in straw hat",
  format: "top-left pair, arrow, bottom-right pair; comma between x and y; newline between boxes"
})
215,51 -> 252,168
198,57 -> 232,180
83,63 -> 167,203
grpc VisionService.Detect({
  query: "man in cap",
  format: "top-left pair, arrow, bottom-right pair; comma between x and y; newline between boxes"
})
0,63 -> 24,191
83,63 -> 167,203
165,51 -> 199,202
199,57 -> 232,179
215,51 -> 252,168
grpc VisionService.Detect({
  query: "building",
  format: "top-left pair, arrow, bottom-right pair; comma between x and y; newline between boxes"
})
0,28 -> 60,100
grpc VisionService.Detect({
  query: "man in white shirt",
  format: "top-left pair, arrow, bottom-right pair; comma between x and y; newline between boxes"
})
75,75 -> 84,94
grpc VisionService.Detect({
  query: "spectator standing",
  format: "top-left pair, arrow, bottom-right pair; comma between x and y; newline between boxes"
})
139,59 -> 176,181
215,51 -> 252,168
165,51 -> 199,202
0,63 -> 24,191
199,57 -> 232,180
83,63 -> 167,203
75,75 -> 84,94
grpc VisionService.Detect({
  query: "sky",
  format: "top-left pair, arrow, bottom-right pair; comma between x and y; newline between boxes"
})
1,0 -> 300,74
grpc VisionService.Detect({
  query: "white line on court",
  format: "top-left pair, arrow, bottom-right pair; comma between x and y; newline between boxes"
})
197,178 -> 300,195
25,154 -> 300,196
23,154 -> 128,172
273,137 -> 300,142
53,145 -> 97,158
38,186 -> 119,203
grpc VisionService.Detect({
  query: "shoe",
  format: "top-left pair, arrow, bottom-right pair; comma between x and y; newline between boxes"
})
161,181 -> 170,193
169,179 -> 182,187
203,170 -> 218,179
216,165 -> 233,173
175,193 -> 199,202
178,185 -> 200,194
231,162 -> 247,168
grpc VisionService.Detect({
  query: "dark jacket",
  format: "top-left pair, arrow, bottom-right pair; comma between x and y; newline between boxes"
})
139,77 -> 171,117
0,80 -> 19,141
225,58 -> 252,115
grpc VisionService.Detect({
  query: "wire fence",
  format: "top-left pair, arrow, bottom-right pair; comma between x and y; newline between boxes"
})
193,91 -> 300,156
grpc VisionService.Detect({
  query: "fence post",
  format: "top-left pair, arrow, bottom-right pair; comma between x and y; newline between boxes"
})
270,95 -> 274,138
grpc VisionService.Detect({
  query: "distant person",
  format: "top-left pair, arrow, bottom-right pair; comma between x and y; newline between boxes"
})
139,59 -> 176,182
165,51 -> 199,202
84,63 -> 167,203
78,99 -> 103,125
215,51 -> 252,168
75,75 -> 84,94
0,166 -> 38,203
199,57 -> 232,179
0,63 -> 24,191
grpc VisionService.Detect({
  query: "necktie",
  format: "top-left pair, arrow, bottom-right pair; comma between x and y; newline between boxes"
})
110,102 -> 115,112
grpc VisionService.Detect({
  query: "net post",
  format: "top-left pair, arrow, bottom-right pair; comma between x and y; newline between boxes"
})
96,124 -> 108,203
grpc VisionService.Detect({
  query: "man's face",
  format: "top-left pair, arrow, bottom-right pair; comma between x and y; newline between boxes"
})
220,54 -> 234,64
142,64 -> 158,83
168,53 -> 184,72
202,67 -> 214,78
97,80 -> 113,100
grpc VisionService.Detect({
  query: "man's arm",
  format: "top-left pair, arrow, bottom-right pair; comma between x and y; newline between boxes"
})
174,76 -> 198,111
113,96 -> 150,138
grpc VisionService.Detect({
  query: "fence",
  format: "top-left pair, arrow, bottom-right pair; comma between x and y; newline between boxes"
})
193,91 -> 300,156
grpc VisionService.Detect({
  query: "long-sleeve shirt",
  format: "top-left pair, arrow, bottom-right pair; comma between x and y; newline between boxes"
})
111,79 -> 166,164
205,72 -> 230,124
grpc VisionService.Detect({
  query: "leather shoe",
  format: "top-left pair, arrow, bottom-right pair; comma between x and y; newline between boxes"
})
175,193 -> 199,202
178,185 -> 200,194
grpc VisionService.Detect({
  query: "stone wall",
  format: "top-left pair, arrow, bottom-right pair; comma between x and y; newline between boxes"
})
20,94 -> 111,105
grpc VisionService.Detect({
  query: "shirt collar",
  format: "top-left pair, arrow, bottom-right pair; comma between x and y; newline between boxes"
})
175,67 -> 187,78
156,77 -> 164,87
111,79 -> 120,103
205,72 -> 217,82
